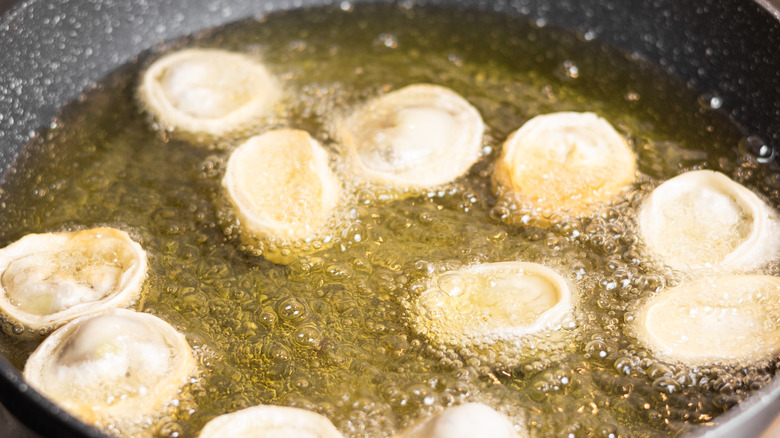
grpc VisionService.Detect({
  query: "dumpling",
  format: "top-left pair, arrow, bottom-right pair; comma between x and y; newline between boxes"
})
138,48 -> 281,140
635,275 -> 780,365
493,112 -> 636,216
222,129 -> 341,264
336,84 -> 484,189
198,405 -> 344,438
412,261 -> 572,347
23,308 -> 195,427
0,227 -> 147,336
397,403 -> 521,438
638,170 -> 780,272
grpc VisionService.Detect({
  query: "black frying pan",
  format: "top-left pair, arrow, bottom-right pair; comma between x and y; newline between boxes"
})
0,1 -> 778,437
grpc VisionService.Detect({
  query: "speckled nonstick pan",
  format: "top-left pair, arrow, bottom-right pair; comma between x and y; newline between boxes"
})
0,0 -> 778,437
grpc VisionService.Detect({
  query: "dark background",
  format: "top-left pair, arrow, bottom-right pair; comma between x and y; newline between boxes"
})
0,0 -> 15,16
1,0 -> 779,19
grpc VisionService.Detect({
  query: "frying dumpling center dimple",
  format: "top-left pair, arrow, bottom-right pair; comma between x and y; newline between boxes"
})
492,112 -> 636,216
413,261 -> 572,347
161,59 -> 257,119
638,170 -> 780,272
198,405 -> 344,438
3,256 -> 123,316
363,106 -> 455,172
336,84 -> 484,189
222,129 -> 341,264
635,275 -> 780,366
0,227 -> 147,335
23,308 -> 195,426
138,48 -> 281,139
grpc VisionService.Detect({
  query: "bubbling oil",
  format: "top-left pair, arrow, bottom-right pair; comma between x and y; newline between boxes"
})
0,3 -> 778,438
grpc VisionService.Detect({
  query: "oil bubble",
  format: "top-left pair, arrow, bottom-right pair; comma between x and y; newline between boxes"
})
266,343 -> 292,362
12,323 -> 24,335
405,383 -> 435,407
697,93 -> 723,110
448,53 -> 464,67
555,60 -> 580,81
739,136 -> 775,164
584,339 -> 610,361
290,374 -> 312,390
277,297 -> 307,323
645,362 -> 673,379
652,376 -> 680,394
258,307 -> 278,329
294,325 -> 323,349
155,421 -> 183,437
375,33 -> 399,48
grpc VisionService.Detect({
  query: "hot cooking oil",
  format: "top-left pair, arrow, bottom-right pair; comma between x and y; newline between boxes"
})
0,3 -> 777,437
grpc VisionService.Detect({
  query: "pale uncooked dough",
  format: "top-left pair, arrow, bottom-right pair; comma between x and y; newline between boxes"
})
24,309 -> 195,426
638,170 -> 780,272
493,112 -> 636,216
222,129 -> 341,264
413,261 -> 572,346
0,227 -> 147,335
198,405 -> 344,438
397,403 -> 521,438
636,275 -> 780,365
138,48 -> 281,139
336,84 -> 484,189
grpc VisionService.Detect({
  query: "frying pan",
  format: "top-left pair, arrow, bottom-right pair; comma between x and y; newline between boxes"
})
0,0 -> 778,437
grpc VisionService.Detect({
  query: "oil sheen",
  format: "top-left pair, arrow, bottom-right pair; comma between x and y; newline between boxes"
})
1,3 -> 778,437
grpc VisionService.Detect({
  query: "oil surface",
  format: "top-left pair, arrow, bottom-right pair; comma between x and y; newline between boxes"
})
1,3 -> 779,437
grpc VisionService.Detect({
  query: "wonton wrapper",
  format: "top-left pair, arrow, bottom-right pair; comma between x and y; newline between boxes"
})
23,308 -> 195,427
198,405 -> 344,438
336,84 -> 484,189
413,261 -> 572,347
635,275 -> 780,366
222,129 -> 341,264
493,112 -> 636,216
0,227 -> 147,336
397,403 -> 520,438
138,48 -> 280,139
638,170 -> 780,272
